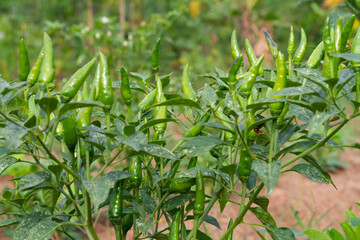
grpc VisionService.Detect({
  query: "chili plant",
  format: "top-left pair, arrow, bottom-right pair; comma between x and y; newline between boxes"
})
1,13 -> 360,240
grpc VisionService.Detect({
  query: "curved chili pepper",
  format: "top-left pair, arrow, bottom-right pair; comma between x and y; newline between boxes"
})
247,95 -> 259,144
182,64 -> 196,100
215,108 -> 235,143
99,52 -> 114,106
170,177 -> 196,193
27,48 -> 44,85
276,101 -> 290,128
334,17 -> 342,54
352,25 -> 360,71
228,57 -> 242,90
19,39 -> 30,81
245,39 -> 264,75
194,169 -> 205,216
93,63 -> 101,101
187,157 -> 197,169
61,58 -> 96,103
239,54 -> 264,98
237,148 -> 252,184
109,180 -> 123,226
270,51 -> 287,116
62,113 -> 78,153
169,209 -> 181,240
129,157 -> 142,187
27,94 -> 36,119
151,38 -> 161,72
307,41 -> 324,69
288,26 -> 295,57
322,17 -> 337,78
120,67 -> 132,105
231,30 -> 243,62
293,28 -> 307,66
341,14 -> 355,52
139,89 -> 157,110
263,30 -> 278,60
153,73 -> 167,133
38,33 -> 55,86
121,213 -> 133,237
183,111 -> 210,138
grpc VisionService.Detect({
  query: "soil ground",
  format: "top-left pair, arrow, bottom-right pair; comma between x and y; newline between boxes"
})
1,148 -> 360,239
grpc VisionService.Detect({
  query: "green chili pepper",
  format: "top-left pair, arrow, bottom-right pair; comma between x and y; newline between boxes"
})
245,39 -> 264,75
38,33 -> 55,86
288,26 -> 295,56
76,139 -> 94,161
215,108 -> 236,143
237,148 -> 252,184
323,18 -> 334,54
187,157 -> 197,169
153,73 -> 167,133
93,63 -> 101,101
322,17 -> 337,78
120,67 -> 132,105
276,101 -> 290,128
170,177 -> 196,193
228,57 -> 242,90
27,94 -> 36,118
99,52 -> 114,106
307,41 -> 324,69
169,209 -> 181,240
151,38 -> 161,72
19,39 -> 30,81
351,23 -> 360,71
27,48 -> 44,85
270,51 -> 287,116
263,30 -> 278,60
247,95 -> 258,144
129,157 -> 142,187
194,169 -> 205,216
139,89 -> 157,110
62,113 -> 78,153
61,58 -> 96,103
121,213 -> 133,237
335,18 -> 342,54
109,180 -> 123,226
239,54 -> 264,98
183,111 -> 210,138
182,64 -> 197,100
341,14 -> 355,52
167,160 -> 180,182
82,82 -> 89,100
293,28 -> 307,66
231,30 -> 243,61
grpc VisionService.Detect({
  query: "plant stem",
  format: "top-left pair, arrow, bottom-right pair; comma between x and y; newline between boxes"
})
133,187 -> 140,238
114,226 -> 121,240
127,104 -> 132,121
105,109 -> 112,164
193,215 -> 199,240
238,182 -> 247,215
151,191 -> 170,220
219,182 -> 264,240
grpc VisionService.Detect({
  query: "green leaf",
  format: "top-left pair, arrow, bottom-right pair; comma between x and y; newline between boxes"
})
141,190 -> 157,214
351,217 -> 360,227
138,144 -> 179,160
278,125 -> 297,149
136,118 -> 176,132
42,188 -> 60,214
250,207 -> 277,228
25,218 -> 63,240
252,160 -> 281,195
0,122 -> 27,148
304,229 -> 332,240
340,222 -> 357,240
177,166 -> 230,185
117,132 -> 148,152
332,53 -> 360,62
201,84 -> 218,108
38,97 -> 58,116
272,87 -> 317,96
82,176 -> 112,211
327,228 -> 345,240
198,122 -> 234,133
152,98 -> 201,109
218,189 -> 232,213
308,110 -> 339,137
136,217 -> 154,236
17,172 -> 51,190
163,193 -> 195,212
0,156 -> 18,175
254,196 -> 270,211
267,227 -> 296,240
186,215 -> 221,230
58,101 -> 104,116
0,217 -> 22,228
248,97 -> 315,112
13,213 -> 49,240
289,104 -> 314,122
103,171 -> 134,182
180,136 -> 224,157
287,164 -> 329,184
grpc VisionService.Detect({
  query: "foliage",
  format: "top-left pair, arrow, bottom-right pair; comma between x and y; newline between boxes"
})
1,5 -> 360,240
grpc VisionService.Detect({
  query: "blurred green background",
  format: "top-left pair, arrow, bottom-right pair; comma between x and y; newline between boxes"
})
0,0 -> 355,86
